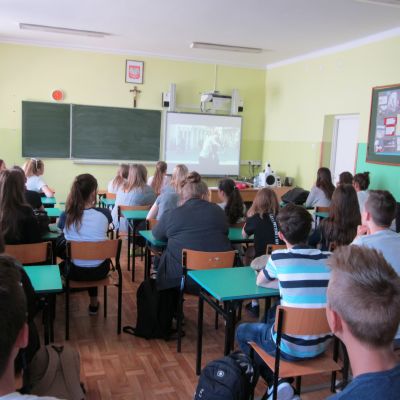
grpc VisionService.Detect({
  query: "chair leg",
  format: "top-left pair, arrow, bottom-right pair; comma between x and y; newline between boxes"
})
295,376 -> 302,394
104,286 -> 108,318
117,279 -> 122,334
249,347 -> 255,400
177,286 -> 184,353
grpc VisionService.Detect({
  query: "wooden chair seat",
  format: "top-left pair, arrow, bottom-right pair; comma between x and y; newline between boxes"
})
249,342 -> 341,378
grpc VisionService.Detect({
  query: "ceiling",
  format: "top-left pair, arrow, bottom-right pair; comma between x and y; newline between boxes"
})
1,0 -> 400,68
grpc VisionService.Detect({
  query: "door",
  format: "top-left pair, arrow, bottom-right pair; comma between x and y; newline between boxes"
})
330,115 -> 359,185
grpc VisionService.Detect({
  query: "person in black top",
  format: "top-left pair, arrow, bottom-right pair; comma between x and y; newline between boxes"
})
0,169 -> 41,244
243,188 -> 282,258
11,166 -> 43,210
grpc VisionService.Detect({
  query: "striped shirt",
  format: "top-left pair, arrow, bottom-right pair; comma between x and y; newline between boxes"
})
263,245 -> 332,358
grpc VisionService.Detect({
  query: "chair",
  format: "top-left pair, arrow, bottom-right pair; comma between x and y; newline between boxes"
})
4,241 -> 52,265
143,219 -> 161,279
177,249 -> 236,352
106,192 -> 116,199
117,205 -> 151,278
314,206 -> 330,229
249,306 -> 341,400
266,244 -> 286,255
64,239 -> 122,340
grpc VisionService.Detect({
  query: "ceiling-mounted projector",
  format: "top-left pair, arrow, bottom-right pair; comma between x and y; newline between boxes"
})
200,91 -> 231,112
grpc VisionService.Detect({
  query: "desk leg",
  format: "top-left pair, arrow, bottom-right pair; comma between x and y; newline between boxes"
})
49,294 -> 56,343
196,292 -> 204,376
144,243 -> 150,280
43,296 -> 50,345
127,223 -> 131,272
224,301 -> 234,355
132,222 -> 136,282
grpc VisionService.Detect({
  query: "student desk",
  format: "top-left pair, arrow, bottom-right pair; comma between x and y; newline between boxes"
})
41,197 -> 57,206
121,209 -> 149,281
139,228 -> 254,279
45,207 -> 61,218
101,197 -> 116,208
23,265 -> 63,345
188,267 -> 279,375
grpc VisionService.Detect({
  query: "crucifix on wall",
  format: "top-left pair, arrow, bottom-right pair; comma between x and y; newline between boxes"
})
130,86 -> 142,108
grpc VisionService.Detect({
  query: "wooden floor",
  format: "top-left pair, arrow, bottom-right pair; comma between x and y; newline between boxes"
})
46,241 -> 337,400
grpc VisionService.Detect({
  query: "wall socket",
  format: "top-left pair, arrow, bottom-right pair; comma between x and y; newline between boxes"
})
240,160 -> 262,166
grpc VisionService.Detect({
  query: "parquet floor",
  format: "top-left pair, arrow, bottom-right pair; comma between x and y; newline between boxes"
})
47,241 -> 336,400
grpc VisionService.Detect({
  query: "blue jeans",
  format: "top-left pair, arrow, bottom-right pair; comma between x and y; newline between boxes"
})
236,322 -> 302,385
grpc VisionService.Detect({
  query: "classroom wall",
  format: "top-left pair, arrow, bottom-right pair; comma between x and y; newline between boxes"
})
263,35 -> 400,198
0,43 -> 266,201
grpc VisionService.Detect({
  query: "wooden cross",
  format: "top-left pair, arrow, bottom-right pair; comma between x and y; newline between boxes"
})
130,86 -> 142,108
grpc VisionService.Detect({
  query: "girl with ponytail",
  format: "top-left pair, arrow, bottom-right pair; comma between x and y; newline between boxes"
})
58,173 -> 112,315
148,161 -> 170,196
217,178 -> 245,225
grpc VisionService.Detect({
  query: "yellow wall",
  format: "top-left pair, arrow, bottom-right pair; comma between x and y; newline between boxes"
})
263,35 -> 400,191
0,43 -> 266,201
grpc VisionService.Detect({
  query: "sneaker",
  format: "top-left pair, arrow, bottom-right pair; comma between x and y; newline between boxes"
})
266,380 -> 295,400
88,303 -> 99,315
245,302 -> 260,318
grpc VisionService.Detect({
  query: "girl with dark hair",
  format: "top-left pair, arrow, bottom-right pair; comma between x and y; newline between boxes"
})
353,171 -> 370,212
337,171 -> 353,186
23,158 -> 55,198
148,161 -> 170,196
217,178 -> 245,225
0,169 -> 41,244
108,164 -> 129,194
305,167 -> 335,208
58,173 -> 112,314
310,184 -> 361,250
0,159 -> 6,171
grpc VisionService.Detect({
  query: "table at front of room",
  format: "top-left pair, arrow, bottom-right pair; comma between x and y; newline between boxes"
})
23,265 -> 63,344
139,227 -> 254,280
121,209 -> 149,281
188,267 -> 279,375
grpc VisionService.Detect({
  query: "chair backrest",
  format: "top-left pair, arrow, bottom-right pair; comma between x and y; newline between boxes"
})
146,218 -> 158,230
67,240 -> 122,263
106,192 -> 116,199
182,249 -> 236,271
118,204 -> 151,219
275,306 -> 331,336
266,244 -> 286,255
315,206 -> 330,214
4,242 -> 52,265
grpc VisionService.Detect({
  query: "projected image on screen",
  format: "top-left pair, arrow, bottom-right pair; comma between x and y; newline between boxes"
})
165,113 -> 242,176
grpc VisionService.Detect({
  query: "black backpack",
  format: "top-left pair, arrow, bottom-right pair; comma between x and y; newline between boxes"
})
281,187 -> 310,205
123,279 -> 177,340
194,351 -> 258,400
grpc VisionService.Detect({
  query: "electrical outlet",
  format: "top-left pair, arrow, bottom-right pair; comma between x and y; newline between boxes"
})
240,160 -> 262,166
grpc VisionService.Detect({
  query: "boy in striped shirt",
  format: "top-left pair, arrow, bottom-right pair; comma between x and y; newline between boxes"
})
236,204 -> 331,399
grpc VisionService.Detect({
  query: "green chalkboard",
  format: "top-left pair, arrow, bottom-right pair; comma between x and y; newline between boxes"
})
71,105 -> 161,161
22,101 -> 70,158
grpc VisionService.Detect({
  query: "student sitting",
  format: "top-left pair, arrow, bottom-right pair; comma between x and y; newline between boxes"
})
11,166 -> 43,211
22,159 -> 55,198
153,172 -> 231,291
112,164 -> 156,231
326,245 -> 400,399
236,204 -> 331,399
0,170 -> 41,244
0,256 -> 60,399
58,174 -> 112,315
309,184 -> 361,250
217,178 -> 245,225
351,189 -> 400,347
147,164 -> 188,221
305,167 -> 335,208
107,164 -> 129,194
336,171 -> 353,186
353,171 -> 370,212
147,161 -> 171,196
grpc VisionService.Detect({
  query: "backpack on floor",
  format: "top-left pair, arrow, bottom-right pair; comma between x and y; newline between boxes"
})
194,351 -> 258,400
24,344 -> 86,400
123,278 -> 177,340
281,187 -> 310,205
